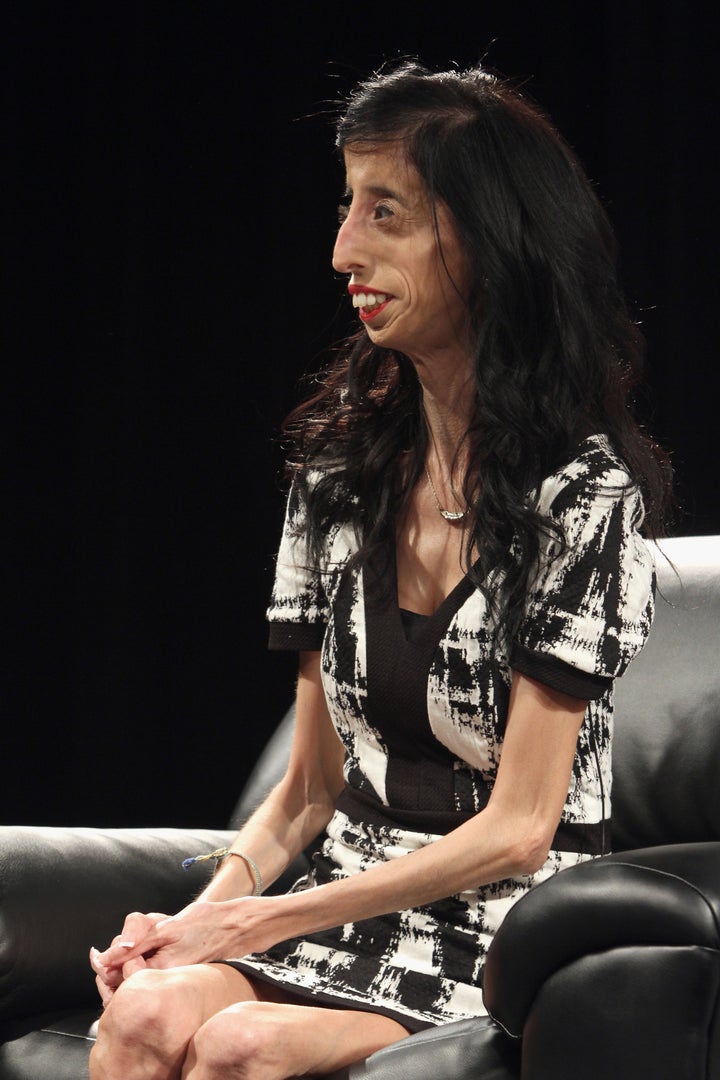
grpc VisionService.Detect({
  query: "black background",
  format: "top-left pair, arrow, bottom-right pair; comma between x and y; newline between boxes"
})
6,2 -> 716,828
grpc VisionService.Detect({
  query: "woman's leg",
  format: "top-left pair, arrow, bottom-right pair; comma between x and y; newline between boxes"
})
89,963 -> 264,1080
183,1000 -> 410,1080
89,962 -> 411,1080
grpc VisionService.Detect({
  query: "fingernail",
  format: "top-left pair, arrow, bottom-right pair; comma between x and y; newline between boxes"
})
118,940 -> 136,948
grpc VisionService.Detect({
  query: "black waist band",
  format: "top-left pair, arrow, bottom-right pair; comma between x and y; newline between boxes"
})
336,785 -> 609,857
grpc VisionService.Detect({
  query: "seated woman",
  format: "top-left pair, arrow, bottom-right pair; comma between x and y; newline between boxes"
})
89,60 -> 671,1080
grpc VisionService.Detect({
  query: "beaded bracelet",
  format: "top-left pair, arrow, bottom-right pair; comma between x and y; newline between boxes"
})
181,847 -> 263,896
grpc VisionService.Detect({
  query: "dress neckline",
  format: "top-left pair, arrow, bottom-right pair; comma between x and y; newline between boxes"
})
384,546 -> 478,647
394,539 -> 478,610
399,607 -> 429,644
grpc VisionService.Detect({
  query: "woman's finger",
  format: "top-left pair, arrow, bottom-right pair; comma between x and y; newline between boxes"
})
89,946 -> 122,985
95,973 -> 116,1008
122,954 -> 148,979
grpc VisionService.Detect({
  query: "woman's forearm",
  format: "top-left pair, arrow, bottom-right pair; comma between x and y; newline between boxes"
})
238,800 -> 536,951
97,805 -> 524,977
198,775 -> 335,903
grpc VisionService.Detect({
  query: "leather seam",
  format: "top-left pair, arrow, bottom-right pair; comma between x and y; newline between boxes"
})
606,861 -> 720,940
39,1028 -> 97,1042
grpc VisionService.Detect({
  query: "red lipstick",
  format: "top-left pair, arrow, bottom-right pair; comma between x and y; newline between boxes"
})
347,284 -> 392,322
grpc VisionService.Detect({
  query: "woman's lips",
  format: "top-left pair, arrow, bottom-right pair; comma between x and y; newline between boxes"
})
358,298 -> 391,322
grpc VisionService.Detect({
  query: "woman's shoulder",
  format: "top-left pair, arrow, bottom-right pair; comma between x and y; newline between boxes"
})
536,433 -> 635,518
555,432 -> 629,482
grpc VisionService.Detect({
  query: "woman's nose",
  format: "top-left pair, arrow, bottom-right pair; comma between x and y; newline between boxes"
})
332,214 -> 366,275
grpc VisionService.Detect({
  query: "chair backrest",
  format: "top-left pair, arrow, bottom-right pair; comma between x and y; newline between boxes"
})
228,704 -> 297,830
611,535 -> 720,850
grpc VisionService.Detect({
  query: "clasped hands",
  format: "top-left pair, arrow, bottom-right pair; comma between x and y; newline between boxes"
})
89,896 -> 269,1007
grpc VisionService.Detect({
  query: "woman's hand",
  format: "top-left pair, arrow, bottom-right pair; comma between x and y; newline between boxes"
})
90,910 -> 168,1006
91,896 -> 281,991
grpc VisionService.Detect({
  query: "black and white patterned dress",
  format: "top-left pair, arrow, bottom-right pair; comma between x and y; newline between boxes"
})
228,435 -> 655,1032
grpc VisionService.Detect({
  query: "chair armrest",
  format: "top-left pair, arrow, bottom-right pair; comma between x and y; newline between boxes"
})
0,825 -> 234,1023
483,841 -> 720,1036
326,1017 -> 520,1080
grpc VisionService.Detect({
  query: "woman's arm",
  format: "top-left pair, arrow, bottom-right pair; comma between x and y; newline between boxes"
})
100,670 -> 586,970
93,650 -> 343,985
200,650 -> 345,902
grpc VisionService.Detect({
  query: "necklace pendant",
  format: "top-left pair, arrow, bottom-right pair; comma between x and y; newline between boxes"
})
424,464 -> 467,522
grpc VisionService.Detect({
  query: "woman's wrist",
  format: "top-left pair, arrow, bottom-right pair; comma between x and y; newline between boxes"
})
216,850 -> 263,895
200,853 -> 259,902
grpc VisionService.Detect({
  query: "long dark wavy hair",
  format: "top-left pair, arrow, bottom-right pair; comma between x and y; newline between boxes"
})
282,61 -> 673,637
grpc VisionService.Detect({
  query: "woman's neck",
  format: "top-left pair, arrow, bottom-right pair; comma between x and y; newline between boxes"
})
420,376 -> 474,479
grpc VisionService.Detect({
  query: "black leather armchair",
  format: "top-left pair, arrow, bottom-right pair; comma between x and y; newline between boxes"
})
1,535 -> 718,1080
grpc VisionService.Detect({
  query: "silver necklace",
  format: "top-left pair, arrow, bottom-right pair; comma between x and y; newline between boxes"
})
424,465 -> 468,522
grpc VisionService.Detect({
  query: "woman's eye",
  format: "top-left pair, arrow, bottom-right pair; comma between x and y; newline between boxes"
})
336,201 -> 394,226
373,203 -> 393,221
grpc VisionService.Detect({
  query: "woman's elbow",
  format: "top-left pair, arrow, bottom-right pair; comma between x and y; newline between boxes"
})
508,827 -> 553,877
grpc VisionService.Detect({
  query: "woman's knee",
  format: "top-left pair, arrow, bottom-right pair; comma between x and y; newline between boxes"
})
98,968 -> 195,1049
188,1002 -> 286,1077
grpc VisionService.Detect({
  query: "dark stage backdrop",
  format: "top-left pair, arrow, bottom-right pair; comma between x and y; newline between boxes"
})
6,3 -> 716,828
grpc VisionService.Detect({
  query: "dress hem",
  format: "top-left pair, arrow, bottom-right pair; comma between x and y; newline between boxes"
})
217,959 -> 437,1034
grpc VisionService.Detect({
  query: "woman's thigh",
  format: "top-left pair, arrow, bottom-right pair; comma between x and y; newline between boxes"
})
184,997 -> 411,1079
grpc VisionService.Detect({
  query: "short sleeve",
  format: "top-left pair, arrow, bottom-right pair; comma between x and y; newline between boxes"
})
510,440 -> 656,700
266,483 -> 329,651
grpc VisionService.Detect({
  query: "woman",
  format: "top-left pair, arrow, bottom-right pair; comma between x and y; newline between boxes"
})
89,61 -> 671,1079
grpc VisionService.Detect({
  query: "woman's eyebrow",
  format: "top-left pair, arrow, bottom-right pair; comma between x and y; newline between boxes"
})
344,183 -> 412,208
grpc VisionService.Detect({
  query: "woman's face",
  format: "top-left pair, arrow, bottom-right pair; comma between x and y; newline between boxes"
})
332,145 -> 471,372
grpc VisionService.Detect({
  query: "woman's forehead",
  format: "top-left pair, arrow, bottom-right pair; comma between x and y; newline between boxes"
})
342,144 -> 427,205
